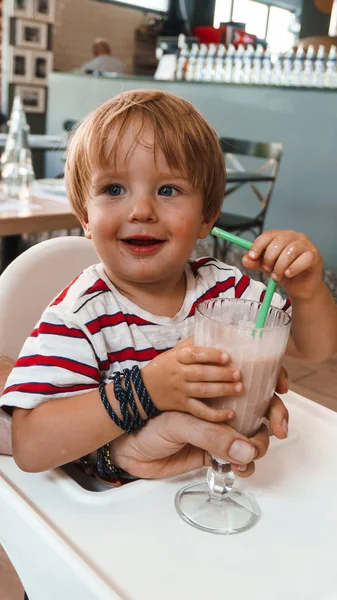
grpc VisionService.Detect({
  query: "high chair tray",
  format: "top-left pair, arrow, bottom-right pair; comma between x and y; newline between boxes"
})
1,390 -> 336,600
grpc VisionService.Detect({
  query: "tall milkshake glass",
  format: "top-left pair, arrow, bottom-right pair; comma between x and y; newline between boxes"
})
175,298 -> 291,534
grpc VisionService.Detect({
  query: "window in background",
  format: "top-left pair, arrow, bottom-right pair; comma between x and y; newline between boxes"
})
95,0 -> 169,12
213,0 -> 297,52
232,0 -> 269,40
266,6 -> 296,52
213,0 -> 232,29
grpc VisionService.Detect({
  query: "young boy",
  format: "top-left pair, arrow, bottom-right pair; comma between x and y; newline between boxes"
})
2,90 -> 336,479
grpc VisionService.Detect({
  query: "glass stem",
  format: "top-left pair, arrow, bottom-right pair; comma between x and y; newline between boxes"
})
207,455 -> 235,504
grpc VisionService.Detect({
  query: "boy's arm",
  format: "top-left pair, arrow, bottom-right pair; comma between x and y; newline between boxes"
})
11,340 -> 240,472
12,383 -> 143,472
286,281 -> 337,362
242,230 -> 337,362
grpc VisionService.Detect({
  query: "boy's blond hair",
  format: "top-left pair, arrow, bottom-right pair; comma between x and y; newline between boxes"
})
65,89 -> 226,224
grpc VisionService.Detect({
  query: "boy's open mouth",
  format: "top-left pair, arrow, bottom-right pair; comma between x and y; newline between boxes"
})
121,236 -> 165,254
124,238 -> 163,246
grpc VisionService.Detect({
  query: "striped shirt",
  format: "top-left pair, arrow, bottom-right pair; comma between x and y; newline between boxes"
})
1,257 -> 291,409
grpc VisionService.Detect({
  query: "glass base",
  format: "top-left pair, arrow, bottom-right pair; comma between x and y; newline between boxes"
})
175,481 -> 260,535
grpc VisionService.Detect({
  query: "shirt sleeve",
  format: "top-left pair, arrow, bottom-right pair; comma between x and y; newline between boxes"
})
1,303 -> 100,410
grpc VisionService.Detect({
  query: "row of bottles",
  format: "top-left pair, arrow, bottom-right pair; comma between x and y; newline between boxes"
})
175,43 -> 337,89
0,96 -> 35,200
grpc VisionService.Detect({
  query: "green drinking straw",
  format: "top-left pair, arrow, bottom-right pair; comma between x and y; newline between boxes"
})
211,226 -> 277,331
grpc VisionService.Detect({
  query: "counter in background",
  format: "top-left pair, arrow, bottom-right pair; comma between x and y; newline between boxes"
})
46,73 -> 337,270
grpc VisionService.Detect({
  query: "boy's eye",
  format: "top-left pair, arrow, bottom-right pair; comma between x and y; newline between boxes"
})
158,185 -> 179,197
104,184 -> 125,196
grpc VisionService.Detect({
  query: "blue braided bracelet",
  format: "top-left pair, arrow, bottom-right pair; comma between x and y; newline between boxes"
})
99,366 -> 160,435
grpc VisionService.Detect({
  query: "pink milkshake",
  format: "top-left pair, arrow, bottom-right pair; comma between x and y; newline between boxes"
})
176,298 -> 291,535
194,298 -> 291,437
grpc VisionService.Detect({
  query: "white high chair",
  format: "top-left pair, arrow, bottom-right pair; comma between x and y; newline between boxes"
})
0,236 -> 98,361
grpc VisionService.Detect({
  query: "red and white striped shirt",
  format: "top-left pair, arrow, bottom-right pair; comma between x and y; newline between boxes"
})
1,257 -> 291,409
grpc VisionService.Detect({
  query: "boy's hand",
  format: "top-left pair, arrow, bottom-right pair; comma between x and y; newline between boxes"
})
242,230 -> 323,300
141,337 -> 243,422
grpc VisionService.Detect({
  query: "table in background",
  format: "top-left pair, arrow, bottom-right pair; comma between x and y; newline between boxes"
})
1,391 -> 336,600
0,194 -> 79,270
0,134 -> 65,151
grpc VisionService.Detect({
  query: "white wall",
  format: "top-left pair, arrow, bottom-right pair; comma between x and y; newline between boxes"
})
53,0 -> 144,73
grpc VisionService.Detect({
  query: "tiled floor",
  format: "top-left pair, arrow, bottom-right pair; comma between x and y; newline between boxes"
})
283,353 -> 337,412
1,354 -> 336,598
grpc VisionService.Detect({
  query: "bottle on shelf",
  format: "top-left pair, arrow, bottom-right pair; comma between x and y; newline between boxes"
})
250,44 -> 264,84
282,47 -> 294,86
312,45 -> 326,88
214,44 -> 226,82
242,44 -> 254,84
261,48 -> 272,85
271,52 -> 284,86
232,44 -> 245,84
185,42 -> 199,81
291,46 -> 305,86
175,43 -> 189,81
1,96 -> 35,201
302,45 -> 315,87
203,43 -> 217,81
224,43 -> 235,83
324,45 -> 337,88
194,43 -> 208,81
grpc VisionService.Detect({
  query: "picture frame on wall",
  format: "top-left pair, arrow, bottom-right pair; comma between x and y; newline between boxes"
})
14,85 -> 46,114
9,47 -> 33,84
15,19 -> 48,50
10,0 -> 34,18
33,0 -> 56,23
31,51 -> 53,86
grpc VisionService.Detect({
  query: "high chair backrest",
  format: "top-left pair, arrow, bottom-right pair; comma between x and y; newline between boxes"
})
0,236 -> 98,361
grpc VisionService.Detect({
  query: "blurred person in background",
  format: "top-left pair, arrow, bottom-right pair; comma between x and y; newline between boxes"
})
81,38 -> 124,74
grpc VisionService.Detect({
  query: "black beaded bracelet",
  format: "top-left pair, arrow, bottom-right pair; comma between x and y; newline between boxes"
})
97,444 -> 129,480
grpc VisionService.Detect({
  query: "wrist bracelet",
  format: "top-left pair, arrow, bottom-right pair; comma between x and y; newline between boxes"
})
123,368 -> 143,429
97,443 -> 130,481
100,366 -> 161,435
130,365 -> 161,418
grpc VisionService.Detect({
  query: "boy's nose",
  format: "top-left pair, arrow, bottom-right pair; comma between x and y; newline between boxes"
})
128,195 -> 157,222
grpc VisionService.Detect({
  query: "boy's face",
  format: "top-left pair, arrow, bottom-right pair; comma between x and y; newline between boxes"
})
83,121 -> 214,292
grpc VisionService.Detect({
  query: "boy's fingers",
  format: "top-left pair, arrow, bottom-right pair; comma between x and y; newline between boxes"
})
178,345 -> 230,365
281,252 -> 316,279
241,255 -> 264,272
269,241 -> 308,278
247,230 -> 280,259
183,365 -> 241,383
266,393 -> 289,439
185,399 -> 234,423
187,381 -> 243,398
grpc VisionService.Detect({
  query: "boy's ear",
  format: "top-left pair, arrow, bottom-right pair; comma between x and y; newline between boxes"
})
198,208 -> 220,240
81,219 -> 92,240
